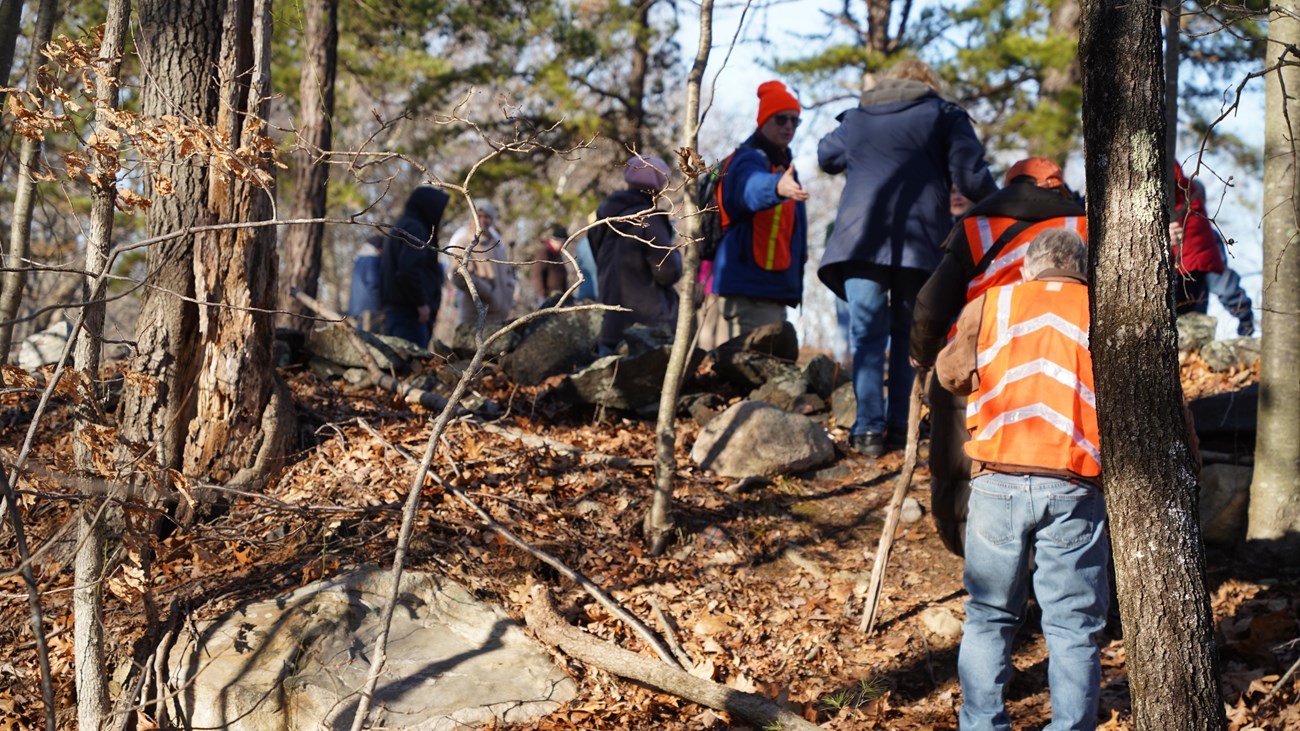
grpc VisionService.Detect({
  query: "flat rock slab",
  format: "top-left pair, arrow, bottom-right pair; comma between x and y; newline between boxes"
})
167,566 -> 574,731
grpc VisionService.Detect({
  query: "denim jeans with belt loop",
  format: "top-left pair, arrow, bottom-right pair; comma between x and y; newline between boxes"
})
958,472 -> 1110,731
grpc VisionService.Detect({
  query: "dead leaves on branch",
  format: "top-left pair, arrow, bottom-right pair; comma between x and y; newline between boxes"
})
2,27 -> 282,214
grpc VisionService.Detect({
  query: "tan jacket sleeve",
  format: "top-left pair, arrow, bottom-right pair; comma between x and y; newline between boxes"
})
935,294 -> 985,397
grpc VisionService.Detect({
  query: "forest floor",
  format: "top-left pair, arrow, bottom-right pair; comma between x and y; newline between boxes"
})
0,351 -> 1296,731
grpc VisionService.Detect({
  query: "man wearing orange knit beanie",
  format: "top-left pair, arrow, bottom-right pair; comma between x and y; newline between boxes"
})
705,80 -> 810,351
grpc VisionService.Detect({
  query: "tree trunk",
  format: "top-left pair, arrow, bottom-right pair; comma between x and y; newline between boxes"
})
1246,2 -> 1300,561
183,0 -> 288,492
0,0 -> 26,115
117,0 -> 220,484
1079,2 -> 1226,730
1033,0 -> 1082,162
0,0 -> 58,364
644,0 -> 712,554
277,0 -> 337,328
1163,0 -> 1180,206
625,0 -> 651,151
73,7 -> 130,729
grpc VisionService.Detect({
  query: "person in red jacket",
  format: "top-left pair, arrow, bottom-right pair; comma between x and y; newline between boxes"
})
1170,161 -> 1226,314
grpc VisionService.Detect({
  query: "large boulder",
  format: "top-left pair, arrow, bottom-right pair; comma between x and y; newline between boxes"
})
452,320 -> 521,359
567,350 -> 669,411
502,310 -> 602,385
16,320 -> 72,369
1199,463 -> 1252,545
166,566 -> 575,731
690,400 -> 835,478
1201,336 -> 1261,373
713,349 -> 803,392
304,326 -> 427,370
714,321 -> 799,361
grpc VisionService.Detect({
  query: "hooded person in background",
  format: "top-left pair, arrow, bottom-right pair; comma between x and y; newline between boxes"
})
710,80 -> 810,350
1169,162 -> 1229,317
817,59 -> 997,458
447,198 -> 517,325
589,155 -> 682,353
379,186 -> 449,347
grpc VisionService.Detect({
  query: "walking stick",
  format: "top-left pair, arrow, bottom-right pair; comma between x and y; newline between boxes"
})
860,368 -> 930,634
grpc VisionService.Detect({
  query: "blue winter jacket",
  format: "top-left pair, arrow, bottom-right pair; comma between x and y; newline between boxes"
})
817,80 -> 996,300
712,134 -> 808,305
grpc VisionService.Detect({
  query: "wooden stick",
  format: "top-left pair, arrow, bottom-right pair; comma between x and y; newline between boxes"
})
860,369 -> 929,634
525,585 -> 822,731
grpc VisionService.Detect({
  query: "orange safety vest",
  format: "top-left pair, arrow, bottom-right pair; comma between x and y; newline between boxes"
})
964,280 -> 1101,477
719,159 -> 797,272
963,215 -> 1087,304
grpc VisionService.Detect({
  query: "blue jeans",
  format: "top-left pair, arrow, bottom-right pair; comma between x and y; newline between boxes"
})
843,267 -> 927,436
383,305 -> 431,348
959,473 -> 1110,731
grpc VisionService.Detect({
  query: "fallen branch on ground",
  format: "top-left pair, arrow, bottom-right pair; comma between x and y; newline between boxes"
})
475,422 -> 655,468
525,584 -> 823,731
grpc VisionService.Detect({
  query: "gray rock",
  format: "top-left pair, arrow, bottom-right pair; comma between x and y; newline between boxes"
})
1177,312 -> 1217,354
900,497 -> 924,524
714,349 -> 803,392
453,320 -> 520,359
1199,463 -> 1252,545
16,320 -> 72,369
690,400 -> 835,478
749,369 -> 810,412
802,354 -> 846,399
920,607 -> 964,638
679,391 -> 726,427
1201,337 -> 1261,373
503,310 -> 601,385
305,326 -> 427,370
166,566 -> 574,731
714,320 -> 799,360
831,382 -> 857,430
567,346 -> 680,411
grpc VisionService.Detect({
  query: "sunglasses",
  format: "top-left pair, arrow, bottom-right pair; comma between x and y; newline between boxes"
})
771,114 -> 801,128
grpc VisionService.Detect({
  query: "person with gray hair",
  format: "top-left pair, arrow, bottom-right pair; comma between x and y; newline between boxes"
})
1021,227 -> 1088,281
936,224 -> 1106,731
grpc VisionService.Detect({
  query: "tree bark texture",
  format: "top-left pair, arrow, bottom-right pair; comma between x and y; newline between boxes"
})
0,0 -> 26,113
1079,2 -> 1226,730
117,0 -> 221,482
73,6 -> 131,729
1163,0 -> 1181,208
644,0 -> 712,554
1247,3 -> 1300,560
277,0 -> 337,327
183,0 -> 288,487
0,0 -> 58,364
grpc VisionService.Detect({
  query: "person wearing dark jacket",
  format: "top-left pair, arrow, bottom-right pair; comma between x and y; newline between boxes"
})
589,155 -> 682,352
379,186 -> 450,346
910,156 -> 1087,556
532,223 -> 572,305
818,59 -> 997,458
712,80 -> 810,343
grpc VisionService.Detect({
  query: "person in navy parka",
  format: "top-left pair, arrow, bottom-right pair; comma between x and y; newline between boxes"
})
817,59 -> 996,457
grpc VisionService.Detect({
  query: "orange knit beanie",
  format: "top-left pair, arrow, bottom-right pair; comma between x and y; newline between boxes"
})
756,80 -> 800,128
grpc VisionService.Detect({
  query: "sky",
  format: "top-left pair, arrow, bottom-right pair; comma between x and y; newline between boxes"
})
677,0 -> 1269,347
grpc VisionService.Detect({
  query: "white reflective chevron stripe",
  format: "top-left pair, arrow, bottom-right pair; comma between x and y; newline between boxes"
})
977,311 -> 1090,368
972,403 -> 1102,465
976,217 -> 994,255
965,357 -> 1098,419
969,240 -> 1030,293
1065,216 -> 1081,232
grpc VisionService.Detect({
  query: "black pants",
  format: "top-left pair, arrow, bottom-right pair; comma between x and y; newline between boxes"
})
928,374 -> 971,557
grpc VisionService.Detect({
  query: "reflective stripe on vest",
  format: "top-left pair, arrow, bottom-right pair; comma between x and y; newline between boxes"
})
964,216 -> 1087,304
964,280 -> 1101,477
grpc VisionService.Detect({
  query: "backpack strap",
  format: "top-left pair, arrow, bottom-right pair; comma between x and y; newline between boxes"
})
968,219 -> 1034,279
